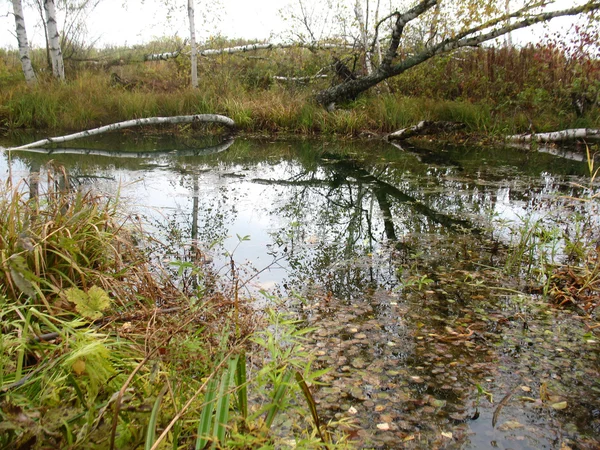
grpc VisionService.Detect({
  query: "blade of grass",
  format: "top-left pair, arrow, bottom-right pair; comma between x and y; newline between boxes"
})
235,351 -> 248,420
295,371 -> 330,446
212,356 -> 238,448
264,369 -> 293,429
195,375 -> 219,450
145,383 -> 169,450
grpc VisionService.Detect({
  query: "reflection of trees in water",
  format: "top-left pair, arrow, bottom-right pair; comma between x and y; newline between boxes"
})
261,153 -> 483,299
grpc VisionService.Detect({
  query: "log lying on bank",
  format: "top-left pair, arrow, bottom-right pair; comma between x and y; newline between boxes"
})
506,128 -> 600,143
6,115 -> 236,151
386,121 -> 465,141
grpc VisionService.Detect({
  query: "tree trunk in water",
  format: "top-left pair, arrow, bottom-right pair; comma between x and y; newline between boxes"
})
43,0 -> 65,80
188,0 -> 198,88
11,0 -> 36,84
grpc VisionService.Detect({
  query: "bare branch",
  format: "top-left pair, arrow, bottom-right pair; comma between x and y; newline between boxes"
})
380,0 -> 439,71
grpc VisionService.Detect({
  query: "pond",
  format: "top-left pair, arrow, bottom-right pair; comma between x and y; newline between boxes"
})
1,133 -> 599,449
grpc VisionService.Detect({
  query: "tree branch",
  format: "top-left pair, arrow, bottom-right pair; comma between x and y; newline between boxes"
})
380,0 -> 438,72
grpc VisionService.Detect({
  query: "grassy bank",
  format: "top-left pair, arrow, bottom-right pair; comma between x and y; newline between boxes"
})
1,41 -> 598,137
0,167 -> 342,449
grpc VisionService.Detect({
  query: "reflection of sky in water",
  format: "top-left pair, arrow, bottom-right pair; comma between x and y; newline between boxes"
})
1,142 -> 596,294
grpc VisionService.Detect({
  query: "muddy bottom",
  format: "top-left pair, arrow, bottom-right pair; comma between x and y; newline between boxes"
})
299,234 -> 600,449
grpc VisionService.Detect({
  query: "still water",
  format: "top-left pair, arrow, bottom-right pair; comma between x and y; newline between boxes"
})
1,134 -> 598,449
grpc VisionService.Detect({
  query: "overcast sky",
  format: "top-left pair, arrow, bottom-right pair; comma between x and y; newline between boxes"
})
1,0 -> 290,49
0,0 -> 588,50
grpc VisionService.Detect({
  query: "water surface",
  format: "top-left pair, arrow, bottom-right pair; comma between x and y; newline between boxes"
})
1,134 -> 598,449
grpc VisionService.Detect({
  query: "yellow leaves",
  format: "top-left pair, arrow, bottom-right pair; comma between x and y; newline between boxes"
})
65,285 -> 111,320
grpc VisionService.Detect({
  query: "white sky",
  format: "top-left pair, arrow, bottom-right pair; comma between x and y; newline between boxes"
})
1,0 -> 290,49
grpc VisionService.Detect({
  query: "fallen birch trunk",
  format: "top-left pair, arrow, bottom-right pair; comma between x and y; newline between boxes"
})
506,128 -> 600,143
386,121 -> 465,141
273,74 -> 328,82
6,115 -> 235,151
144,42 -> 352,61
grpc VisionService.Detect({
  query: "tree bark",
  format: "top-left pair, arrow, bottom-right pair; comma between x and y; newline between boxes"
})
188,0 -> 198,88
143,42 -> 352,61
316,0 -> 600,107
6,115 -> 236,150
43,0 -> 65,80
386,121 -> 466,140
506,128 -> 600,143
355,0 -> 373,75
11,0 -> 36,84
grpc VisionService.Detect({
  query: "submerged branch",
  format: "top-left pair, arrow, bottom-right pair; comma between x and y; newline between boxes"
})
6,115 -> 236,150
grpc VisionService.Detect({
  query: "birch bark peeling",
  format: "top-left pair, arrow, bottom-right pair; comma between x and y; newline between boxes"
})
506,128 -> 600,143
6,115 -> 236,150
11,0 -> 36,84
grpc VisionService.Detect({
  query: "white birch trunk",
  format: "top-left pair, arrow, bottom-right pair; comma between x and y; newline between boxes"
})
354,0 -> 373,75
43,0 -> 65,80
11,0 -> 36,84
273,74 -> 328,82
188,0 -> 198,88
506,128 -> 600,143
144,50 -> 182,61
6,115 -> 236,150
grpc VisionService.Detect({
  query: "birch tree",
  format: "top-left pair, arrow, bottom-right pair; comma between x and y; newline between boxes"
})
188,0 -> 198,88
11,0 -> 37,84
316,0 -> 600,108
43,0 -> 65,80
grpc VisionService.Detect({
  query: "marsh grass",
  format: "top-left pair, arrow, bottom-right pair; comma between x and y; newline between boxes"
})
498,145 -> 600,313
1,40 -> 598,136
0,164 -> 341,449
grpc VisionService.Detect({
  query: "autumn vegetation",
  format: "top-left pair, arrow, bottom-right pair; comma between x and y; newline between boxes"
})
0,34 -> 599,138
2,5 -> 600,446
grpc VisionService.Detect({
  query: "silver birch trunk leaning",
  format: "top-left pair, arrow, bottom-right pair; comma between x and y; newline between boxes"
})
188,0 -> 198,88
43,0 -> 65,80
5,115 -> 236,151
11,0 -> 36,84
